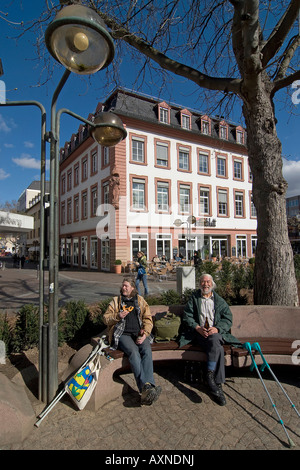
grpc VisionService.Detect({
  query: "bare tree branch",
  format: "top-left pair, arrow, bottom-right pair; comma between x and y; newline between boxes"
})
261,0 -> 300,67
274,33 -> 300,81
97,9 -> 242,94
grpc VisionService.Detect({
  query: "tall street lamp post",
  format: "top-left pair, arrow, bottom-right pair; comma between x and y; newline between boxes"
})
0,4 -> 127,403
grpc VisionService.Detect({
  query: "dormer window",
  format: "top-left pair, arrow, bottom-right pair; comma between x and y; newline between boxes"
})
236,126 -> 245,144
180,108 -> 192,130
200,115 -> 211,135
158,101 -> 170,124
219,120 -> 228,140
160,107 -> 168,123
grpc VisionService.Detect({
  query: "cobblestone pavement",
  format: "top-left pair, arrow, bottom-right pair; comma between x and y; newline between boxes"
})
2,362 -> 300,452
1,263 -> 300,454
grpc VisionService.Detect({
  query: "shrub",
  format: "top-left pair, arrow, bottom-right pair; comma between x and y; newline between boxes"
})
159,289 -> 182,305
12,304 -> 39,352
0,314 -> 12,353
61,299 -> 91,344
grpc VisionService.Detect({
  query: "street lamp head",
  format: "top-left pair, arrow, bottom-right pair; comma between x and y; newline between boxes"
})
91,112 -> 127,147
45,4 -> 115,75
187,215 -> 196,225
173,219 -> 183,227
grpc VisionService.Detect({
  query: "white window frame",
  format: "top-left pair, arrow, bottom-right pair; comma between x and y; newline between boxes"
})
132,178 -> 145,210
132,137 -> 145,163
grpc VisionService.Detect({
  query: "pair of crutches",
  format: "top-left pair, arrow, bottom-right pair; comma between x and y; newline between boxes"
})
244,342 -> 300,448
35,336 -> 107,427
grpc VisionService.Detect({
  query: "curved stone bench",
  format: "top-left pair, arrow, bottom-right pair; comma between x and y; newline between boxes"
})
62,304 -> 300,411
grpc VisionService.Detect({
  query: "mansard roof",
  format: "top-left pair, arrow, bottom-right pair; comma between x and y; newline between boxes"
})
102,88 -> 246,146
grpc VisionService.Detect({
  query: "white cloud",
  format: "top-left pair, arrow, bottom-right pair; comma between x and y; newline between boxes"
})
0,168 -> 10,180
12,154 -> 41,169
283,159 -> 300,198
0,114 -> 11,133
12,154 -> 50,171
4,143 -> 14,148
24,141 -> 34,148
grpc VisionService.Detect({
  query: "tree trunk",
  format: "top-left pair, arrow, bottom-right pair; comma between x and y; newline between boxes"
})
242,79 -> 298,306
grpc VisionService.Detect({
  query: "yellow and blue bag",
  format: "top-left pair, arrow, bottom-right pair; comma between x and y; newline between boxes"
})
65,351 -> 101,410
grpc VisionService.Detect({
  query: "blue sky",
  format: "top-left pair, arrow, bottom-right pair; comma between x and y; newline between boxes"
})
0,0 -> 299,208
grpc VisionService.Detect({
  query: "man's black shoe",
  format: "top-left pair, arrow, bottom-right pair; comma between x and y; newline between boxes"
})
141,383 -> 162,405
210,384 -> 227,406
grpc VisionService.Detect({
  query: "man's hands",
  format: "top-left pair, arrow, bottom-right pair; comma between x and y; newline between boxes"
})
195,325 -> 218,338
119,309 -> 128,319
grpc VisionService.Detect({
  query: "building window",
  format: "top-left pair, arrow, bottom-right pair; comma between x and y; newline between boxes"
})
218,189 -> 228,216
132,178 -> 146,210
66,239 -> 71,264
198,151 -> 209,174
131,234 -> 148,260
236,129 -> 244,144
180,110 -> 191,130
91,186 -> 98,216
103,182 -> 109,207
233,159 -> 242,180
159,107 -> 169,123
82,157 -> 88,181
90,236 -> 98,268
74,164 -> 79,186
61,202 -> 65,225
236,235 -> 247,257
74,195 -> 79,221
236,126 -> 245,144
82,191 -> 88,219
201,119 -> 210,135
73,238 -> 79,265
219,123 -> 228,139
178,147 -> 190,171
132,138 -> 145,163
156,181 -> 169,212
179,184 -> 191,213
251,236 -> 257,255
155,141 -> 169,167
156,234 -> 171,260
250,193 -> 257,218
182,114 -> 190,129
61,174 -> 66,194
67,199 -> 72,224
216,155 -> 227,178
91,150 -> 98,175
67,170 -> 72,191
200,187 -> 210,215
81,236 -> 87,267
235,191 -> 244,217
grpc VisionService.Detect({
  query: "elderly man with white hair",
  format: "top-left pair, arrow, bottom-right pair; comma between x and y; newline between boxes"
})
178,273 -> 241,406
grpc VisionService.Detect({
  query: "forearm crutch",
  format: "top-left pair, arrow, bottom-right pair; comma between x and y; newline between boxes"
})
251,342 -> 300,419
243,342 -> 295,448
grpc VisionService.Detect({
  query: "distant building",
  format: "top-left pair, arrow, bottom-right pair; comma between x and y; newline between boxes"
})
16,181 -> 50,259
59,88 -> 257,271
286,195 -> 300,217
17,181 -> 50,213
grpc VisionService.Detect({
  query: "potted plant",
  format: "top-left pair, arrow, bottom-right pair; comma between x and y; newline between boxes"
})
114,259 -> 122,274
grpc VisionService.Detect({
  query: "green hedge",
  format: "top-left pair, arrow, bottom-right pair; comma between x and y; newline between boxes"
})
0,298 -> 110,354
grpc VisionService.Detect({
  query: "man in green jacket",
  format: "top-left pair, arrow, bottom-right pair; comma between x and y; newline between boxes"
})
178,273 -> 240,406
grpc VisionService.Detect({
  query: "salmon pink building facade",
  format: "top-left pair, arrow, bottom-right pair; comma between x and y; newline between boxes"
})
59,89 -> 257,271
